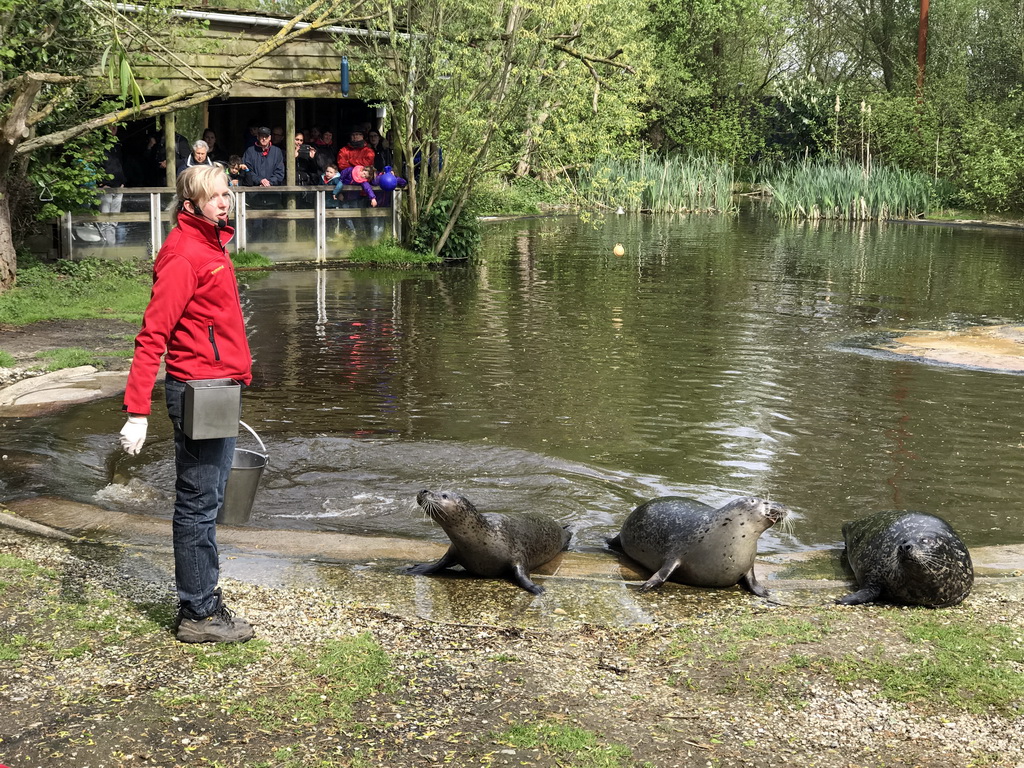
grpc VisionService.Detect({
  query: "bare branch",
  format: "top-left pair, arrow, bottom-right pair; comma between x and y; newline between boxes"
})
551,42 -> 635,74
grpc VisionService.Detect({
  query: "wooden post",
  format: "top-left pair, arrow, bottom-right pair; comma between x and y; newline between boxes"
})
285,99 -> 296,186
286,98 -> 297,241
165,112 -> 177,187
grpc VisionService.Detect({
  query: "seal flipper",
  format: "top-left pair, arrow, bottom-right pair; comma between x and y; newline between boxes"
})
836,585 -> 882,605
407,546 -> 459,576
510,563 -> 544,595
607,534 -> 623,552
638,559 -> 680,592
738,567 -> 769,598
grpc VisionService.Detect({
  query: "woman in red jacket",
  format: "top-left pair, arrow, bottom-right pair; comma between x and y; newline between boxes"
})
335,127 -> 376,170
119,165 -> 254,644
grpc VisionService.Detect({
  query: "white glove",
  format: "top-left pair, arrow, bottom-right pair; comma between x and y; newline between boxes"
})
119,416 -> 148,456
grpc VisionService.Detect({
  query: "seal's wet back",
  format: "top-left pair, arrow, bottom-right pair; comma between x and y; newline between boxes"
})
608,496 -> 789,596
838,510 -> 974,607
408,489 -> 572,594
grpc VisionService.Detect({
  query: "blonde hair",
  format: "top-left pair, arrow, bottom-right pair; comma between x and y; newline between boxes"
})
172,165 -> 233,226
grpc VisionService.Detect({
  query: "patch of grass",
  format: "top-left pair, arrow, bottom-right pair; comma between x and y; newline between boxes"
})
186,639 -> 272,671
0,258 -> 150,325
232,250 -> 273,268
347,238 -> 442,266
828,610 -> 1024,713
496,721 -> 638,767
34,347 -> 98,371
0,350 -> 16,367
226,634 -> 397,728
670,613 -> 835,659
0,552 -> 55,577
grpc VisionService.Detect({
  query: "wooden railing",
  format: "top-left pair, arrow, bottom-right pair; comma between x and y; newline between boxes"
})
59,185 -> 402,262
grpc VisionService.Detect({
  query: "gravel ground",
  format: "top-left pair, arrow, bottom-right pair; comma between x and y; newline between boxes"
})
2,523 -> 1024,768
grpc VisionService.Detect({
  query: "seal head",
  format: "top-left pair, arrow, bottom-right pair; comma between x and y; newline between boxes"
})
409,489 -> 572,595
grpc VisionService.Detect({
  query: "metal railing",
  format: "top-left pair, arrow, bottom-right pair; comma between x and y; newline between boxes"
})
59,185 -> 403,263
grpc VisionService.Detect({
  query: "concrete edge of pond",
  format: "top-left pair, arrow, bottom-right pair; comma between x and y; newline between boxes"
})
0,366 -> 129,417
4,495 -> 1024,629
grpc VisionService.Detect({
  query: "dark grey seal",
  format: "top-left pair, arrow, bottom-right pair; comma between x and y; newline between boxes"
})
607,496 -> 789,595
838,510 -> 973,607
408,489 -> 572,595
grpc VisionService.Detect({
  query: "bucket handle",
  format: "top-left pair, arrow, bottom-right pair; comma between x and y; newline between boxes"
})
239,420 -> 267,455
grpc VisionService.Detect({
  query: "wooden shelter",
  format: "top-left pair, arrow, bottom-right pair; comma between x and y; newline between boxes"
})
114,3 -> 392,185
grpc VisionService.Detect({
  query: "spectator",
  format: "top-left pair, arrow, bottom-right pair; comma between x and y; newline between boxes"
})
331,164 -> 379,207
241,127 -> 285,188
336,127 -> 375,170
202,128 -> 228,164
147,129 -> 191,185
177,140 -> 214,174
312,128 -> 335,175
271,126 -> 286,150
99,124 -> 127,246
293,132 -> 320,185
243,123 -> 260,149
322,163 -> 341,202
119,164 -> 254,645
367,128 -> 392,172
226,155 -> 247,187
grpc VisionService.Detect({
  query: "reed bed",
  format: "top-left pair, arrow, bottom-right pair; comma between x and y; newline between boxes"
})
576,153 -> 735,213
764,160 -> 937,220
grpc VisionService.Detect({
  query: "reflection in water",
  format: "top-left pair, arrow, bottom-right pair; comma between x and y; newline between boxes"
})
5,214 -> 1024,551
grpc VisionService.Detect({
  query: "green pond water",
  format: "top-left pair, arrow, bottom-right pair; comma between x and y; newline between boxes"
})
4,212 -> 1024,555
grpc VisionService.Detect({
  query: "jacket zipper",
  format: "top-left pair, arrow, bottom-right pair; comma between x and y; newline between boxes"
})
208,324 -> 221,361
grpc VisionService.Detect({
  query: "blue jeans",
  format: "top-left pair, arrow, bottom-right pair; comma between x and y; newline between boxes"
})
165,377 -> 237,619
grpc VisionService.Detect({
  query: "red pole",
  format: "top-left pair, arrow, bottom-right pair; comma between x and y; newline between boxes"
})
916,0 -> 930,100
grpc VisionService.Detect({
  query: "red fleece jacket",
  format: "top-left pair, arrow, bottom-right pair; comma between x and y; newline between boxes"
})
336,143 -> 376,170
123,214 -> 252,415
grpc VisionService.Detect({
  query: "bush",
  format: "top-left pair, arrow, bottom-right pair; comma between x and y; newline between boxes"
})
408,200 -> 481,261
347,238 -> 441,266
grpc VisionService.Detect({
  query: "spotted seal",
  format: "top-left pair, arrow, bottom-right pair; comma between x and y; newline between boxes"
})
408,489 -> 572,594
838,511 -> 973,607
607,496 -> 789,595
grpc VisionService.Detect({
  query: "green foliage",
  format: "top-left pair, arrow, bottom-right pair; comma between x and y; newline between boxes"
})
408,200 -> 481,261
231,250 -> 273,268
232,634 -> 396,727
31,130 -> 118,221
34,347 -> 97,371
356,0 -> 650,257
0,350 -> 15,367
577,153 -> 735,213
946,111 -> 1024,212
496,721 -> 637,767
763,159 -> 947,220
186,639 -> 271,671
347,238 -> 441,266
470,178 -> 548,216
0,257 -> 150,324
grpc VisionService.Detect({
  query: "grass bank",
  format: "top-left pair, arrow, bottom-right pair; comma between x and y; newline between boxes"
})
2,519 -> 1023,767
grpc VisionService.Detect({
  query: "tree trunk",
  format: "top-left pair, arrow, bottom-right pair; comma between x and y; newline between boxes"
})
0,178 -> 16,292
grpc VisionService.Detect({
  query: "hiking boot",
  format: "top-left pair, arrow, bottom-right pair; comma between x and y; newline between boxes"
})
176,602 -> 254,644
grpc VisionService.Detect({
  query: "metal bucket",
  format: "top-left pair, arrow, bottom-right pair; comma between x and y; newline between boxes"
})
218,421 -> 267,526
